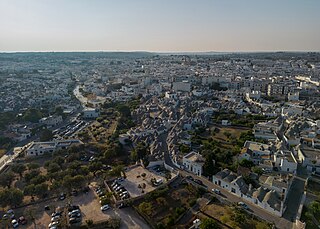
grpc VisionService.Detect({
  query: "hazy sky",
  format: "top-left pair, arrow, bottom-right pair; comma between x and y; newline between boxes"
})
0,0 -> 320,52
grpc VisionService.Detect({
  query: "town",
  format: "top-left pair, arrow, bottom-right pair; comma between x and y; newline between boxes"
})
0,51 -> 320,229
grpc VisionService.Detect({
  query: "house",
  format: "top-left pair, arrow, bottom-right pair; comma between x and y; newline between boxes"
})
273,150 -> 297,173
39,115 -> 63,128
221,120 -> 231,126
297,145 -> 320,173
253,117 -> 283,141
239,141 -> 271,165
183,152 -> 205,176
83,108 -> 100,119
25,139 -> 82,157
212,169 -> 288,217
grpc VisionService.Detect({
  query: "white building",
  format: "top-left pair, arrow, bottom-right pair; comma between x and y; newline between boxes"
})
83,108 -> 100,119
183,151 -> 205,176
25,139 -> 82,157
273,150 -> 297,173
239,141 -> 271,165
39,115 -> 63,128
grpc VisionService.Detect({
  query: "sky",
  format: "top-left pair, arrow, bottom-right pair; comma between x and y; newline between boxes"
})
0,0 -> 320,52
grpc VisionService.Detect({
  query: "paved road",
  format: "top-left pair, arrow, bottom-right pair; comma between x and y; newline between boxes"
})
283,177 -> 306,221
114,207 -> 150,229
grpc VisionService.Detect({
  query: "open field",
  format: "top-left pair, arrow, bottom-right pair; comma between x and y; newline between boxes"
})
203,201 -> 272,229
120,165 -> 170,198
133,181 -> 199,228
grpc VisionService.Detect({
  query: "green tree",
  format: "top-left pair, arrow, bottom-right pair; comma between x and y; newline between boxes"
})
22,108 -> 43,123
34,183 -> 48,198
252,166 -> 263,176
108,165 -> 124,177
203,154 -> 215,177
239,159 -> 255,169
200,218 -> 221,229
27,163 -> 40,170
47,163 -> 61,174
0,172 -> 15,188
89,161 -> 103,176
11,164 -> 26,178
40,128 -> 53,141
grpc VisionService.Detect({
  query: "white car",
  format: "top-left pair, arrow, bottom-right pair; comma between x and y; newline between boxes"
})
11,219 -> 19,228
51,215 -> 60,222
212,188 -> 221,195
68,209 -> 80,216
101,204 -> 110,211
48,221 -> 59,227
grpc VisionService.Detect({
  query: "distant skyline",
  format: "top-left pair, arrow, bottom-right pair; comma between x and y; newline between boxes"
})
1,0 -> 320,52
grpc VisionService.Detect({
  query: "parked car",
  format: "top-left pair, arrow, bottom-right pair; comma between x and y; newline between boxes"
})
101,204 -> 110,211
68,209 -> 80,216
51,215 -> 60,222
212,188 -> 221,195
194,179 -> 204,186
69,212 -> 81,218
11,219 -> 19,228
51,212 -> 62,217
118,203 -> 128,209
69,217 -> 81,224
48,221 -> 59,228
45,205 -> 50,211
68,205 -> 80,212
18,216 -> 27,225
117,177 -> 124,182
59,193 -> 66,200
7,209 -> 14,214
238,202 -> 249,210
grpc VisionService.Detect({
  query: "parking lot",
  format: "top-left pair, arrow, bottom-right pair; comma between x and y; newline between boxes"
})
8,184 -> 113,229
113,165 -> 170,198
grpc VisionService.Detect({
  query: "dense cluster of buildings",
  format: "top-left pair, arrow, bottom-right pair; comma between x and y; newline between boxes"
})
1,52 -> 320,226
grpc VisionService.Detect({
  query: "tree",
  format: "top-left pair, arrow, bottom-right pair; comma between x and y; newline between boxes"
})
27,163 -> 40,170
24,184 -> 36,196
0,172 -> 15,188
11,164 -> 26,178
40,128 -> 53,141
34,183 -> 48,198
22,108 -> 43,123
239,159 -> 255,169
200,218 -> 221,229
252,166 -> 263,176
108,165 -> 124,178
3,188 -> 24,207
89,161 -> 103,176
47,163 -> 61,174
203,154 -> 215,177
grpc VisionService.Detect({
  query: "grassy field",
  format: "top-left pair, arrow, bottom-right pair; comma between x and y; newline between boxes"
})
210,126 -> 250,142
203,202 -> 272,229
134,183 -> 199,228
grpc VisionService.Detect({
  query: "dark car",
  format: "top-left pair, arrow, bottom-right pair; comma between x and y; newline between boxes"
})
45,205 -> 50,211
194,179 -> 204,186
69,212 -> 81,218
71,190 -> 78,196
18,216 -> 27,225
68,205 -> 80,212
186,175 -> 194,180
59,193 -> 66,200
118,203 -> 128,209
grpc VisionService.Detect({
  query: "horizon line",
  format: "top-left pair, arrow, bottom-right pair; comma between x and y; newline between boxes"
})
1,50 -> 320,54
